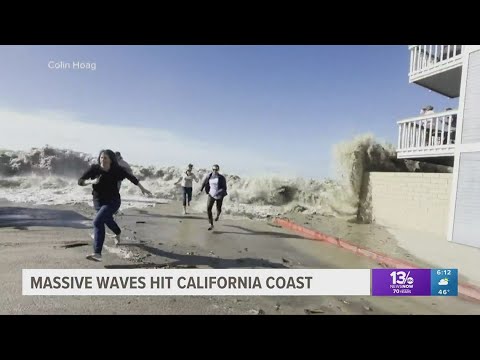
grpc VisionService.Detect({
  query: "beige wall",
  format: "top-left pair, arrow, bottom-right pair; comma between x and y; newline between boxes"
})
368,172 -> 452,237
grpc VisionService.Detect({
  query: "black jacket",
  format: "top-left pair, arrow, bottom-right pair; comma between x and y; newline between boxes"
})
200,173 -> 227,198
78,164 -> 139,201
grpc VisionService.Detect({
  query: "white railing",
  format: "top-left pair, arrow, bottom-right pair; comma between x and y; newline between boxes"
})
409,45 -> 463,79
397,110 -> 457,156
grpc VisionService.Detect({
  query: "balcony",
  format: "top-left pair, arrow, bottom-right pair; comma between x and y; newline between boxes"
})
409,45 -> 463,98
397,109 -> 457,162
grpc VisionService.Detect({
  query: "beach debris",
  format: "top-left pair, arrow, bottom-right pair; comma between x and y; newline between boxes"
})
275,303 -> 281,311
293,205 -> 307,213
244,248 -> 248,252
136,221 -> 146,224
186,251 -> 195,255
363,306 -> 373,311
249,309 -> 265,315
14,226 -> 28,230
154,264 -> 170,269
173,264 -> 197,269
61,242 -> 89,249
282,258 -> 290,264
304,308 -> 325,314
341,300 -> 350,305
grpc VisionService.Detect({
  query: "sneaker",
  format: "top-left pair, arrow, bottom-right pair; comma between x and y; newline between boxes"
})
214,215 -> 220,222
208,224 -> 214,231
86,253 -> 102,262
114,234 -> 121,246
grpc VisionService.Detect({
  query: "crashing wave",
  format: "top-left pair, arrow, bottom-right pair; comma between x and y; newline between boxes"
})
0,137 -> 452,221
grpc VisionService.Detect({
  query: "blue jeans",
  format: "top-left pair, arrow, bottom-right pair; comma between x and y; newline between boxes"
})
183,187 -> 193,206
92,197 -> 121,255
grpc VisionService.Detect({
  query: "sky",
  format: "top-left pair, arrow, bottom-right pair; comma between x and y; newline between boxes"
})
0,45 -> 458,179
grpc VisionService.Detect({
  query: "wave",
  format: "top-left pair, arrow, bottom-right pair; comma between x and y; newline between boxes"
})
0,137 -> 452,221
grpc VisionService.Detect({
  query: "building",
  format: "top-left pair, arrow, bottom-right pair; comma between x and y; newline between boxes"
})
396,45 -> 480,248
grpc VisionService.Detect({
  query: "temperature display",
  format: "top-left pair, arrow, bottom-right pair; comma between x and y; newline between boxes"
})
372,269 -> 458,296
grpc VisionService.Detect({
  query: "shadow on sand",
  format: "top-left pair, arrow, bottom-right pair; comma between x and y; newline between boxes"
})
0,207 -> 91,229
210,224 -> 306,239
104,243 -> 288,269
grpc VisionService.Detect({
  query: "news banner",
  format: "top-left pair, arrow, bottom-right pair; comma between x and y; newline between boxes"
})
22,268 -> 458,296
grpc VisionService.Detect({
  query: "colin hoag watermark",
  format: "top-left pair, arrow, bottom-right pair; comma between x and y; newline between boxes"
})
48,60 -> 96,71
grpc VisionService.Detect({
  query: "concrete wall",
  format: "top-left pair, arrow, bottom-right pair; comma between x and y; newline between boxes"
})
367,172 -> 452,237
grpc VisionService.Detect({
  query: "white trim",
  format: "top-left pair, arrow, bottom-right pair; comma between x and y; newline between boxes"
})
396,110 -> 457,158
396,150 -> 454,158
456,143 -> 480,153
409,59 -> 462,82
466,45 -> 480,53
408,45 -> 464,82
396,110 -> 458,124
448,48 -> 473,242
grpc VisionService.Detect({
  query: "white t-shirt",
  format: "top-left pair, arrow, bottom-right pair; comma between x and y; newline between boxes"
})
180,173 -> 198,188
208,174 -> 221,199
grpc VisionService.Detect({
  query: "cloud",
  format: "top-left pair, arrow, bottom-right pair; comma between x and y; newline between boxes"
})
0,107 -> 294,177
438,278 -> 449,286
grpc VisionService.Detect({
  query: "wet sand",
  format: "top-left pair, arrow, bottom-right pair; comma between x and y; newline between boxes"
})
283,212 -> 420,264
284,211 -> 480,287
1,199 -> 479,314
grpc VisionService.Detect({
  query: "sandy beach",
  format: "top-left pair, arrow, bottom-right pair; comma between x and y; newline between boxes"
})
1,198 -> 479,315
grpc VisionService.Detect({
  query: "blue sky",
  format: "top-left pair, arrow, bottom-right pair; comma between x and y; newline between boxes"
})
0,45 -> 458,179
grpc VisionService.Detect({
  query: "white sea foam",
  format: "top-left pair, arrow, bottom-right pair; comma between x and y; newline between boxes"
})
0,137 -> 452,221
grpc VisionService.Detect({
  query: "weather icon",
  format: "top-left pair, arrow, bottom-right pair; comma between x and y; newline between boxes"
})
438,278 -> 449,286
